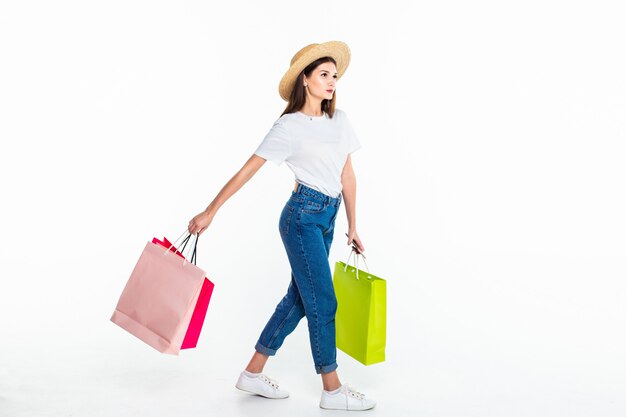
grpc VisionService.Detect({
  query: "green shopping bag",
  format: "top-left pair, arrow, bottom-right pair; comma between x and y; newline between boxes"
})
333,250 -> 386,366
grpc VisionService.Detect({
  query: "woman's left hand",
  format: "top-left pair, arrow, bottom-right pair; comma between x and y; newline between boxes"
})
347,230 -> 365,254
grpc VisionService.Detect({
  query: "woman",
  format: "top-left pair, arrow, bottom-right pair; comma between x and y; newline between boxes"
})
188,41 -> 375,411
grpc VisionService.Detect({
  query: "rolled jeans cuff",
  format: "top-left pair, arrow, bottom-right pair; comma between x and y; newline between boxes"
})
255,341 -> 277,356
316,362 -> 338,374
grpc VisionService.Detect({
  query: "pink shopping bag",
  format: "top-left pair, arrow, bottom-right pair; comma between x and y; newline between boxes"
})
152,236 -> 215,349
111,232 -> 206,355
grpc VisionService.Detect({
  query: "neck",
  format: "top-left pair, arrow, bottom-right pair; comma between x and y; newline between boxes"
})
300,98 -> 324,117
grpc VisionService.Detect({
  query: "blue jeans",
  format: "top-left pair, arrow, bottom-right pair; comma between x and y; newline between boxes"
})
255,182 -> 342,374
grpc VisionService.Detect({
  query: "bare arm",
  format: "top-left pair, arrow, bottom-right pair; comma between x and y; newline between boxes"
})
188,154 -> 266,235
341,154 -> 365,253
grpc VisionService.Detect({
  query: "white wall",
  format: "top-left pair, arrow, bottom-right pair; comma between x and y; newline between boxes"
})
1,1 -> 624,416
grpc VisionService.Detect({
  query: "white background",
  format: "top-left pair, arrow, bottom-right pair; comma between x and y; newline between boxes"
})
1,1 -> 625,416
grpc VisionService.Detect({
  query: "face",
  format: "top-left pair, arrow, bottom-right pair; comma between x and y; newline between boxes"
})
303,62 -> 338,101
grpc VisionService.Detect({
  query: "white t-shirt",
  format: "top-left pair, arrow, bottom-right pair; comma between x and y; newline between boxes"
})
254,108 -> 361,198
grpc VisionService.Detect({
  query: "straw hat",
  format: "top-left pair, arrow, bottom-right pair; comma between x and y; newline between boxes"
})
278,40 -> 351,101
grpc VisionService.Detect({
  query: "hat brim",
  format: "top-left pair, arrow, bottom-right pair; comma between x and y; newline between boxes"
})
278,41 -> 351,102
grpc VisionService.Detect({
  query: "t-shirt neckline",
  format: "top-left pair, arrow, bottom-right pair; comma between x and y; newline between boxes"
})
297,111 -> 326,120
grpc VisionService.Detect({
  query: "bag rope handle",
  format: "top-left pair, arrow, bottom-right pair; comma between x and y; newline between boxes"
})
343,248 -> 371,280
162,229 -> 199,266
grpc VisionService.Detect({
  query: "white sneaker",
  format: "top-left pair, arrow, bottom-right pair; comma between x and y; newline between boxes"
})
320,384 -> 376,411
235,371 -> 289,399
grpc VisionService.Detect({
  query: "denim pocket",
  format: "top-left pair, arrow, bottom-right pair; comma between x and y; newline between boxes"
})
302,200 -> 325,214
279,203 -> 295,235
288,195 -> 304,206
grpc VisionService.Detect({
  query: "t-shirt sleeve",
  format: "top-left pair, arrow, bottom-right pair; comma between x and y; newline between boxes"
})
343,111 -> 362,154
254,119 -> 291,165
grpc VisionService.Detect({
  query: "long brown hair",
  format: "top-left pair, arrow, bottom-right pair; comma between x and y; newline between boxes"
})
280,57 -> 337,118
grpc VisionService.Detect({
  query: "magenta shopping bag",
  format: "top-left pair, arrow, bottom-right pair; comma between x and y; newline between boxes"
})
111,232 -> 206,355
152,236 -> 215,349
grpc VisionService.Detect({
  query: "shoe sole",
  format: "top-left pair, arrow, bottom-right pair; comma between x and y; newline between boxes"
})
235,383 -> 289,399
320,403 -> 376,411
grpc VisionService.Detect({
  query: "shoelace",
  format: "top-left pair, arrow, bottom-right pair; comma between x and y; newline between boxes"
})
342,384 -> 365,400
260,374 -> 280,390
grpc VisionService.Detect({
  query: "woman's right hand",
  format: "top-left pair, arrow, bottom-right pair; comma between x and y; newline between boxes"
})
188,210 -> 214,236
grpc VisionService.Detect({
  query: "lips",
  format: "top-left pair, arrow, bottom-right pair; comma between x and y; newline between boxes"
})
326,89 -> 334,93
